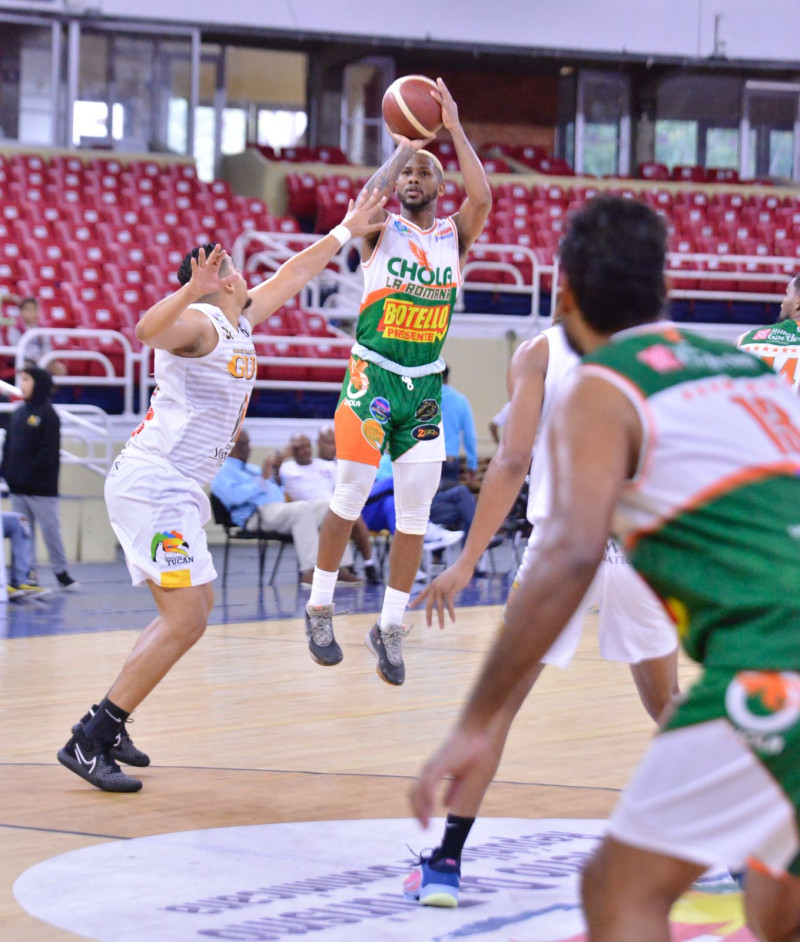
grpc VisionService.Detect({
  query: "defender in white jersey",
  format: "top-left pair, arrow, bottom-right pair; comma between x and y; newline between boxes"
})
57,190 -> 387,794
406,323 -> 678,907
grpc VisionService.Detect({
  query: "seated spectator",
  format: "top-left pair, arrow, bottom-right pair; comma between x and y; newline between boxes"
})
211,429 -> 362,587
361,453 -> 471,582
440,365 -> 478,484
7,297 -> 66,376
279,427 -> 380,584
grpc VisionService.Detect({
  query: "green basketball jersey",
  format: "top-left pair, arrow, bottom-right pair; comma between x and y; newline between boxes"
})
356,213 -> 461,369
581,323 -> 800,670
738,318 -> 800,394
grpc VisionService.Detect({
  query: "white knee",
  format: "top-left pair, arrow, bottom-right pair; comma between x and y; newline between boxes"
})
329,459 -> 377,521
393,460 -> 441,535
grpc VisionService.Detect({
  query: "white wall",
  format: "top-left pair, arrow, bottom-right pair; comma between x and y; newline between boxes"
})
1,0 -> 798,63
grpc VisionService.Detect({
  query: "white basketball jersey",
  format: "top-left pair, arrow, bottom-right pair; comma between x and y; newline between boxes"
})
527,324 -> 579,522
125,303 -> 256,485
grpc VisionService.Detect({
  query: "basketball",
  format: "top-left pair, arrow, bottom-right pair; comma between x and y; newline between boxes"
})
382,75 -> 443,140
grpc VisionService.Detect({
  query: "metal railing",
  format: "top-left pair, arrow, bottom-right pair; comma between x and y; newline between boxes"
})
0,378 -> 114,476
0,243 -> 789,425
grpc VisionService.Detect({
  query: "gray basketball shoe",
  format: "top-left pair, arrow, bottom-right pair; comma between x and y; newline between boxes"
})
365,622 -> 411,685
304,603 -> 343,665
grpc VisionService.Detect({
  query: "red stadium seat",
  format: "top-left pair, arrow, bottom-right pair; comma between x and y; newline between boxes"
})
261,341 -> 310,382
639,162 -> 670,181
307,343 -> 348,382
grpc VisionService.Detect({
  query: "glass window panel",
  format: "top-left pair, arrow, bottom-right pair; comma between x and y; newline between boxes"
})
706,127 -> 739,169
168,97 -> 188,154
655,120 -> 697,168
194,106 -> 216,181
583,123 -> 617,176
770,130 -> 793,178
72,100 -> 124,146
12,26 -> 56,144
257,109 -> 308,149
221,107 -> 246,155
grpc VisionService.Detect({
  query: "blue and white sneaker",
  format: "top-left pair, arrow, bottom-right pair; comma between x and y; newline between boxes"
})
403,851 -> 460,907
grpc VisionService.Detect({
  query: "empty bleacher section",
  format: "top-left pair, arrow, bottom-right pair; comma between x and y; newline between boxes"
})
2,142 -> 799,420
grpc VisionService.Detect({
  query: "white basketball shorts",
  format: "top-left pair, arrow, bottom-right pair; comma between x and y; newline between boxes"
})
512,530 -> 677,668
608,719 -> 800,874
105,451 -> 217,589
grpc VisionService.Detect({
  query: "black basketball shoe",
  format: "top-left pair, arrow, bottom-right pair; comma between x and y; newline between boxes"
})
58,729 -> 143,793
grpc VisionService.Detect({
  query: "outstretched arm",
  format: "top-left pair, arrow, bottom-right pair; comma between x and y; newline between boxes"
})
136,244 -> 233,354
246,188 -> 386,327
410,374 -> 641,827
414,334 -> 548,627
431,79 -> 492,252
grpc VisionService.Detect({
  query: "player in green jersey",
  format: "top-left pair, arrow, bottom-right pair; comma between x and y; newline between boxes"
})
411,196 -> 800,940
303,78 -> 491,685
738,271 -> 800,393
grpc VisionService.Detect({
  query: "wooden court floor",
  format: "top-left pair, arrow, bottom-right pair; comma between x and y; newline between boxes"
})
0,603 -> 700,941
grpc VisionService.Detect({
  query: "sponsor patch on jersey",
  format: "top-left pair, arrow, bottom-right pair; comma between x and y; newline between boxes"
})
753,328 -> 772,341
725,670 -> 800,755
637,344 -> 683,372
377,300 -> 449,343
361,418 -> 385,450
411,423 -> 440,441
369,397 -> 391,424
414,398 -> 439,421
347,357 -> 370,398
151,530 -> 194,566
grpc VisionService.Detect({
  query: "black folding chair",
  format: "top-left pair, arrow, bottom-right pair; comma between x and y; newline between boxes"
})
209,493 -> 294,589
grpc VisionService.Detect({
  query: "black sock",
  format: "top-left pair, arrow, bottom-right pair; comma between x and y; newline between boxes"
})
78,704 -> 100,726
434,814 -> 475,863
83,697 -> 129,744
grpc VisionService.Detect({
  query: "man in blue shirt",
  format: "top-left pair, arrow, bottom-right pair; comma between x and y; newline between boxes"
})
440,365 -> 478,484
211,430 -> 361,587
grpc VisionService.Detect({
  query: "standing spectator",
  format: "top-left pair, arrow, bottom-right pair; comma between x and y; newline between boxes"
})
3,510 -> 48,598
7,297 -> 66,376
488,401 -> 510,444
0,366 -> 78,589
440,364 -> 478,483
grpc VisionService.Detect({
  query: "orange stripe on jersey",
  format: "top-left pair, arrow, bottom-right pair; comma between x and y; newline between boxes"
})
360,286 -> 402,310
334,400 -> 383,467
625,460 -> 800,552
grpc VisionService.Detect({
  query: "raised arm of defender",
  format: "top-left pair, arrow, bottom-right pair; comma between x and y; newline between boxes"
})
246,188 -> 387,326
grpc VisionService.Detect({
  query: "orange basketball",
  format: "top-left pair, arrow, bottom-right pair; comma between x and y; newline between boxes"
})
382,75 -> 443,141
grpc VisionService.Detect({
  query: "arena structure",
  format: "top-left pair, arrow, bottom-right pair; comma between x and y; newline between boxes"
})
1,0 -> 799,559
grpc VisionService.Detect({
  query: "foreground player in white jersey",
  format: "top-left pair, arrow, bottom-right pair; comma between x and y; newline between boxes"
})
404,320 -> 679,906
57,189 -> 386,793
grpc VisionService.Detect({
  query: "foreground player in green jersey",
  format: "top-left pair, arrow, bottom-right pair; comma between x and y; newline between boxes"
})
411,195 -> 800,941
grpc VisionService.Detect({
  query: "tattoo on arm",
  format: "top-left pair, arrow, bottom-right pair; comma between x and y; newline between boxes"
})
360,145 -> 414,199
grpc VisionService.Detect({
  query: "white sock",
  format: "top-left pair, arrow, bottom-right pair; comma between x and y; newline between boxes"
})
380,586 -> 410,629
308,567 -> 338,607
363,557 -> 375,567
